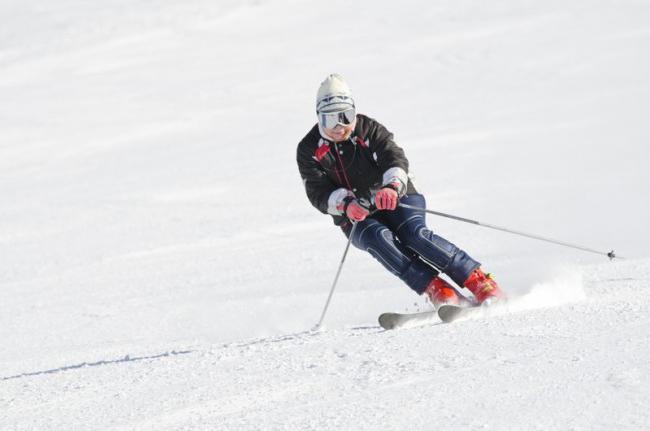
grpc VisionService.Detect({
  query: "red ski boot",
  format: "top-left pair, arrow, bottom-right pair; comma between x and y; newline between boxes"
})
424,277 -> 463,308
463,268 -> 505,305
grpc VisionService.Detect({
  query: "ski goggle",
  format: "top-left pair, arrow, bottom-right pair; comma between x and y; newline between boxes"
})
318,108 -> 356,129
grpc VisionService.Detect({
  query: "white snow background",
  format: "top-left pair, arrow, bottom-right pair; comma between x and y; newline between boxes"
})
1,0 -> 650,429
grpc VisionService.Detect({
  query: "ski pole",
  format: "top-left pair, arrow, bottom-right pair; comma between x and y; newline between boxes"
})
399,203 -> 622,260
313,221 -> 359,331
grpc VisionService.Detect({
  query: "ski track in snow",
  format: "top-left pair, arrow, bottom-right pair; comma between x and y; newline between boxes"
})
1,0 -> 650,429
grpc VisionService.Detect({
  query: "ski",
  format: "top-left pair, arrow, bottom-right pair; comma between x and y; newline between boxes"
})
438,299 -> 510,322
379,301 -> 498,329
437,304 -> 482,323
378,310 -> 437,330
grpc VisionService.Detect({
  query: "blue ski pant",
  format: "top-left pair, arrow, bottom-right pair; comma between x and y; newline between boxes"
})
342,193 -> 480,294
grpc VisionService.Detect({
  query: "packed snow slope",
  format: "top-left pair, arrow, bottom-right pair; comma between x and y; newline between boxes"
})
1,0 -> 649,429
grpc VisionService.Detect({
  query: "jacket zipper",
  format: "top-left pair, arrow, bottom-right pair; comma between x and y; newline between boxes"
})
333,142 -> 354,193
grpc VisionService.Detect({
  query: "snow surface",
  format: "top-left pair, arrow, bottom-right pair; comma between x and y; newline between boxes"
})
1,0 -> 649,429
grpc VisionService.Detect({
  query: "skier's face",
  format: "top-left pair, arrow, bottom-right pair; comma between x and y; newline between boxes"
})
324,123 -> 354,142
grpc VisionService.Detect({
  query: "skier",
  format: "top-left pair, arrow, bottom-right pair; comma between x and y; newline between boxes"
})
296,74 -> 505,308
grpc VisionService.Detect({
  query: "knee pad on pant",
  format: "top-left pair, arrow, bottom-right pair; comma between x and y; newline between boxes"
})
354,222 -> 410,276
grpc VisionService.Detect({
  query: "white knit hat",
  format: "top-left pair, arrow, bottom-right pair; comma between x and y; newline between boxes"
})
316,74 -> 355,114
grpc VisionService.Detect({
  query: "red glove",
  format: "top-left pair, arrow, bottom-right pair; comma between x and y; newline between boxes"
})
375,185 -> 399,210
345,199 -> 369,222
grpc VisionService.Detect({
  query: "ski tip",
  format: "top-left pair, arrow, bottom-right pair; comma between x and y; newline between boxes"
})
378,313 -> 398,330
437,304 -> 475,323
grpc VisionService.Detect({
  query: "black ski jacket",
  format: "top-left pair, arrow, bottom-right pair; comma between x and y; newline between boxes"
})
296,114 -> 417,225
